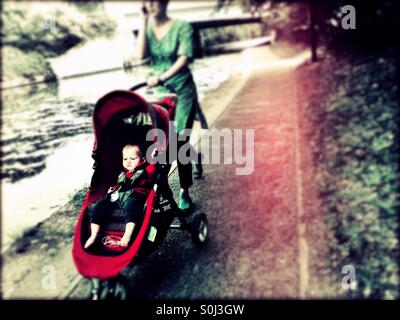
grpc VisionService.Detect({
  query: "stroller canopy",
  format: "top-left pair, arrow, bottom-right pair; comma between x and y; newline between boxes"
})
92,90 -> 170,153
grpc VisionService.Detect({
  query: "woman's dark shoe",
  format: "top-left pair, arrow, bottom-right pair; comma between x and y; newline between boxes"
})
193,153 -> 203,179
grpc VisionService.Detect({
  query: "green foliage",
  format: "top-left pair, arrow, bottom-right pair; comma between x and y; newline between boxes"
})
2,46 -> 56,82
309,50 -> 399,299
8,184 -> 89,254
1,2 -> 116,82
69,184 -> 89,212
69,0 -> 104,13
200,23 -> 263,48
2,3 -> 116,57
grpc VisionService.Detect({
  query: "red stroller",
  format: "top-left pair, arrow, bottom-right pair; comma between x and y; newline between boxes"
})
72,82 -> 208,299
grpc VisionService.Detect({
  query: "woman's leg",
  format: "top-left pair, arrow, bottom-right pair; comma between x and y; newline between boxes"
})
175,95 -> 208,208
177,135 -> 194,189
184,100 -> 204,179
176,134 -> 195,210
176,100 -> 200,209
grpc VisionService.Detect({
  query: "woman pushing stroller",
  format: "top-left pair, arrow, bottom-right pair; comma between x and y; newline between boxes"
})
134,0 -> 208,210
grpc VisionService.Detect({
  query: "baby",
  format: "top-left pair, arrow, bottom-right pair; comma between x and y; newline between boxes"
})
84,144 -> 153,249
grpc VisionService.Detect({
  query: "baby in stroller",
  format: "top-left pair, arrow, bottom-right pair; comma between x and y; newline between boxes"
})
84,143 -> 154,249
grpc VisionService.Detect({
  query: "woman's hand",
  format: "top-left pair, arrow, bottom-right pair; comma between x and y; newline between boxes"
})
136,1 -> 149,60
140,1 -> 149,21
147,76 -> 162,88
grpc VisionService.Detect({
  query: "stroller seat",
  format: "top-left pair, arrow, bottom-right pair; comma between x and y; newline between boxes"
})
86,204 -> 126,233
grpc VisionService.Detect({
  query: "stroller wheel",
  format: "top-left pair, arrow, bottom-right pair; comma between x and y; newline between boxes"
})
190,213 -> 208,245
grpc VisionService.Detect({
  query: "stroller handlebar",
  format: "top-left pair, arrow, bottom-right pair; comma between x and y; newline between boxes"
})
129,81 -> 176,94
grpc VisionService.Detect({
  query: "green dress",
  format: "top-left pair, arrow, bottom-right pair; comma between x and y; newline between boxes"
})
146,19 -> 208,133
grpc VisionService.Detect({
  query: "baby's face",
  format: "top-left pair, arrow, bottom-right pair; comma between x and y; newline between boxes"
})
122,146 -> 142,171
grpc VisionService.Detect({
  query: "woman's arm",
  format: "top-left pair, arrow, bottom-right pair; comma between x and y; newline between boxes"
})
147,56 -> 189,87
136,5 -> 149,60
160,56 -> 189,82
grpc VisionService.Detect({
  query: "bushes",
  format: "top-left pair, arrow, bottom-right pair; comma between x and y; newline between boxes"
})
8,184 -> 89,254
2,2 -> 116,56
1,2 -> 116,83
307,49 -> 399,299
2,46 -> 56,83
200,23 -> 263,49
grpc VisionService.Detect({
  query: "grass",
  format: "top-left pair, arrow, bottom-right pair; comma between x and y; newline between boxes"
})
302,47 -> 399,299
8,184 -> 89,255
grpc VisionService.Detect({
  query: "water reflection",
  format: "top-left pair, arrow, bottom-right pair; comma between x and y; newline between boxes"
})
1,82 -> 93,182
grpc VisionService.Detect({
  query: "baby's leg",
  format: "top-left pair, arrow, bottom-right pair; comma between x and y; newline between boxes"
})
119,222 -> 135,247
85,198 -> 116,249
119,195 -> 146,247
84,223 -> 100,249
